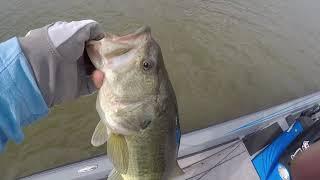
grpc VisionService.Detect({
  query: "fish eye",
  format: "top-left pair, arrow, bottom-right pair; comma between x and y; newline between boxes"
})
142,60 -> 152,71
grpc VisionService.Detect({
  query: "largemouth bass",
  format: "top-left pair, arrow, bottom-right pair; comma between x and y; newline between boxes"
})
86,26 -> 183,180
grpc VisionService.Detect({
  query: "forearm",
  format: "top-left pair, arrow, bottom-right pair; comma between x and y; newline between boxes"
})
0,20 -> 104,151
0,37 -> 49,148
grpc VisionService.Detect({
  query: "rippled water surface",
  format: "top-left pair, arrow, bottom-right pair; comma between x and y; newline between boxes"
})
1,0 -> 320,179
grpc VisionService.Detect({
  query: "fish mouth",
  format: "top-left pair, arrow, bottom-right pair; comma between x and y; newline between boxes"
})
103,26 -> 152,68
86,26 -> 152,69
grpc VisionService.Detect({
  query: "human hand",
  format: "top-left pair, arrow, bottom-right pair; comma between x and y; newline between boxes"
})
91,69 -> 104,89
19,20 -> 105,107
292,140 -> 320,180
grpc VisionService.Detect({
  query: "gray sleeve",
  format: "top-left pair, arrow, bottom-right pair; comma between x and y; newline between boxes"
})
18,26 -> 95,107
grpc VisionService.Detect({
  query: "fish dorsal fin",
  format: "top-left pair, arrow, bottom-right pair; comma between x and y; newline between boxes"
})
91,121 -> 109,147
107,134 -> 129,174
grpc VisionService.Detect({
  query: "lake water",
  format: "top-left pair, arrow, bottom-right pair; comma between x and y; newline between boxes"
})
1,0 -> 320,179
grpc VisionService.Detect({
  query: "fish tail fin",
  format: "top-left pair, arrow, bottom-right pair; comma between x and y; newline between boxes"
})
108,169 -> 124,180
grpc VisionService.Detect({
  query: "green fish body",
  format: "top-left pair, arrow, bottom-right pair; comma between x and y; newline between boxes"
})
87,26 -> 183,180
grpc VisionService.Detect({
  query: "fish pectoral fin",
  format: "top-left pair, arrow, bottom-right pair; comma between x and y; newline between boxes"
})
107,134 -> 129,174
91,121 -> 109,147
108,169 -> 124,180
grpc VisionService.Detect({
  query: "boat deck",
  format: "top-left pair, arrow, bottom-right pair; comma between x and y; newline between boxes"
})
178,140 -> 259,180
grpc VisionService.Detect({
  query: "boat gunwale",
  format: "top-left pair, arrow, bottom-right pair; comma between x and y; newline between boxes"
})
19,91 -> 320,180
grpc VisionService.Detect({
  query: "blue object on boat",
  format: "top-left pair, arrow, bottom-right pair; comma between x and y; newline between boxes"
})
252,121 -> 304,180
176,115 -> 181,155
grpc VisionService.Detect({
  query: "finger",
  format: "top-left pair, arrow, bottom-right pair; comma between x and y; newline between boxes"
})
78,56 -> 97,95
48,19 -> 105,48
88,22 -> 105,41
91,70 -> 104,89
83,49 -> 96,75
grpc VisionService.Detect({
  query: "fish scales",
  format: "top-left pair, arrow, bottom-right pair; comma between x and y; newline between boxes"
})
86,26 -> 183,180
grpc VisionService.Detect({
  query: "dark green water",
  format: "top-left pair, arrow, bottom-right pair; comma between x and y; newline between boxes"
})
1,0 -> 320,179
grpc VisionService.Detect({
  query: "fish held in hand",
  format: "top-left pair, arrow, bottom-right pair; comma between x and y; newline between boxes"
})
86,26 -> 183,180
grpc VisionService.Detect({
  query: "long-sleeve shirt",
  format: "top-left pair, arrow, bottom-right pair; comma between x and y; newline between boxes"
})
0,37 -> 48,150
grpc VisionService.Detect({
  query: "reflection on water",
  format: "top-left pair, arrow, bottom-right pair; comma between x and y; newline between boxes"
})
1,0 -> 320,179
